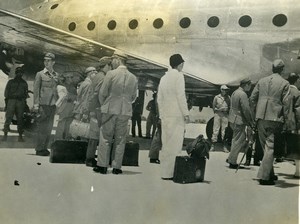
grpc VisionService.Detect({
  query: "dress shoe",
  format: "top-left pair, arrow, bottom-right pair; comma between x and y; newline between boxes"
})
271,175 -> 278,181
229,163 -> 238,169
259,179 -> 275,185
93,166 -> 107,174
161,177 -> 173,180
85,159 -> 97,167
244,160 -> 250,166
112,168 -> 123,175
36,150 -> 50,156
150,159 -> 160,164
253,161 -> 261,166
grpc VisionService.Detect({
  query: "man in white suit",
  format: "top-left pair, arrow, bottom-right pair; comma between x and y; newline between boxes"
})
157,54 -> 190,180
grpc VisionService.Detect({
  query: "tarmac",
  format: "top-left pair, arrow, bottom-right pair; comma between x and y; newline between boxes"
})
0,116 -> 299,224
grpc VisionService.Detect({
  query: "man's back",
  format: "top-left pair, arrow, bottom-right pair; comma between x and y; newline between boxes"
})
250,73 -> 290,123
100,66 -> 137,116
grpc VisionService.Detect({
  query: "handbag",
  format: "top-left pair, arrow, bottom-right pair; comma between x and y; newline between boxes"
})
186,134 -> 210,160
69,119 -> 90,139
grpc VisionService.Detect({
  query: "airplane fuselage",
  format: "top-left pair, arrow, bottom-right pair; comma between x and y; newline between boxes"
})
17,0 -> 300,84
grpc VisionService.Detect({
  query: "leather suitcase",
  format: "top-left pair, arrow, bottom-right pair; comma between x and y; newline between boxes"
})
173,156 -> 206,184
122,141 -> 139,166
49,140 -> 88,163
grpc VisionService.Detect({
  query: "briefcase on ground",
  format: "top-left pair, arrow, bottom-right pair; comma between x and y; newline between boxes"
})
173,156 -> 206,184
122,141 -> 139,166
49,140 -> 88,163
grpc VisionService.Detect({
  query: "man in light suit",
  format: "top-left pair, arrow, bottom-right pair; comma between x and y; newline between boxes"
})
250,59 -> 291,185
226,78 -> 254,168
157,54 -> 190,180
93,51 -> 138,175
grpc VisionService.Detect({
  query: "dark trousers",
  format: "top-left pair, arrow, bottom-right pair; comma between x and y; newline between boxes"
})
131,114 -> 142,137
35,105 -> 56,152
148,124 -> 161,160
4,99 -> 25,134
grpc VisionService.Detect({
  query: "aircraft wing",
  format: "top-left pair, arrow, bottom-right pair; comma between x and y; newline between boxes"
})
0,9 -> 219,101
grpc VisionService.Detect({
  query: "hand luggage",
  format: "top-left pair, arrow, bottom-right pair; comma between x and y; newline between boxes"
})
49,140 -> 88,163
173,156 -> 206,184
69,119 -> 90,139
122,141 -> 139,166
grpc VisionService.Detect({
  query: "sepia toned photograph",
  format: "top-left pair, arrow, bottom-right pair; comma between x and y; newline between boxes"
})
0,0 -> 299,223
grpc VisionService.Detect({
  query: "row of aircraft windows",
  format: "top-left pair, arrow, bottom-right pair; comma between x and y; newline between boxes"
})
44,3 -> 288,31
67,14 -> 288,32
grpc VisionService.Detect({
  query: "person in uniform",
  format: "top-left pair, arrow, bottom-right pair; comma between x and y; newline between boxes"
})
85,56 -> 112,167
157,54 -> 190,180
33,53 -> 59,156
250,59 -> 291,185
226,78 -> 254,168
145,93 -> 157,138
210,85 -> 231,152
93,51 -> 138,174
2,66 -> 28,142
131,96 -> 143,138
286,73 -> 300,177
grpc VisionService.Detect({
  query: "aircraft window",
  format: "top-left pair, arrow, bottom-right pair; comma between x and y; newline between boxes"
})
68,22 -> 76,31
272,14 -> 287,27
239,15 -> 252,27
108,20 -> 117,30
179,17 -> 191,28
38,5 -> 42,9
50,4 -> 59,10
207,16 -> 219,28
129,19 -> 138,29
87,21 -> 96,31
153,18 -> 164,29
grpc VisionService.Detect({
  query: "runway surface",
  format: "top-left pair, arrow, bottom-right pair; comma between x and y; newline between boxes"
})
0,116 -> 299,224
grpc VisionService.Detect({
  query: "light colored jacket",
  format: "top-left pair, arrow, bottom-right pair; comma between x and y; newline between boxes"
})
228,87 -> 254,126
73,77 -> 93,115
99,65 -> 138,116
157,68 -> 189,119
212,93 -> 230,117
250,73 -> 291,123
33,68 -> 58,106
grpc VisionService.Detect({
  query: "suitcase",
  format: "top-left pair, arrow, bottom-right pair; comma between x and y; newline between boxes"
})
49,140 -> 88,163
173,156 -> 206,184
122,141 -> 139,166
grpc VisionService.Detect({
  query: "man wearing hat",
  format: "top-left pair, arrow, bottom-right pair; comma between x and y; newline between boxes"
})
210,84 -> 231,152
33,53 -> 59,156
157,53 -> 190,180
73,66 -> 97,121
226,78 -> 254,168
250,59 -> 291,185
2,66 -> 28,142
93,50 -> 138,174
85,57 -> 112,167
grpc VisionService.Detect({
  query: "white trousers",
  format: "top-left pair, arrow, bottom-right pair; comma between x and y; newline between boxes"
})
160,117 -> 185,178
